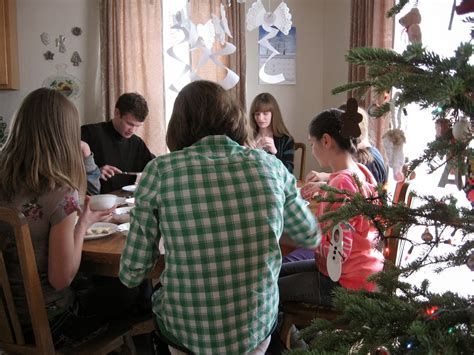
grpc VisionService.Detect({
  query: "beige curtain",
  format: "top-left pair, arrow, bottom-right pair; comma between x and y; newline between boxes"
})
190,0 -> 246,108
349,0 -> 395,150
100,0 -> 166,155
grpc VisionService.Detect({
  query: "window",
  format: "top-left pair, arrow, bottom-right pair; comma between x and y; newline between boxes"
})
392,0 -> 472,297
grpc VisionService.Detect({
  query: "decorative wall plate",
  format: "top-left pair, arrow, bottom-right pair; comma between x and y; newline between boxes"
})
42,64 -> 80,99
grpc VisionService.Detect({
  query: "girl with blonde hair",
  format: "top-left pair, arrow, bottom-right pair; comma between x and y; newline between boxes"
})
0,88 -> 114,347
249,92 -> 295,172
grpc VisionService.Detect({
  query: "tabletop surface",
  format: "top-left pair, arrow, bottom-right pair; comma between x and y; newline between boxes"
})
81,181 -> 315,276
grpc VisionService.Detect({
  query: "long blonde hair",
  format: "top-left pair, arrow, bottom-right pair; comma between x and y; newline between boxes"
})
0,88 -> 86,200
249,92 -> 291,138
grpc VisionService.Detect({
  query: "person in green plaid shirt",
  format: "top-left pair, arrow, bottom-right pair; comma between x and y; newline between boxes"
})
119,80 -> 321,354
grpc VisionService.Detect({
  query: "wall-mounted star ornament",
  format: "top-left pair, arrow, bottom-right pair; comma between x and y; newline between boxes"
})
43,50 -> 54,60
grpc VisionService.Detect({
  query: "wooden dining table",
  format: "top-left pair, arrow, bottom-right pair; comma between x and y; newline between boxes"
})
80,188 -> 164,278
80,180 -> 316,277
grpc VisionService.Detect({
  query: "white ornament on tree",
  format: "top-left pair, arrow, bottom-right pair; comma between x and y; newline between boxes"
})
383,93 -> 407,181
452,116 -> 472,142
327,224 -> 344,282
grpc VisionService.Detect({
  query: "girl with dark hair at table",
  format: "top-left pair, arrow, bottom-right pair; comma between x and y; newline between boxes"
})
279,108 -> 383,307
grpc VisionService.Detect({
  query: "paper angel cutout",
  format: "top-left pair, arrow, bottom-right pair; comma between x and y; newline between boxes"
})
166,7 -> 239,92
212,4 -> 232,45
246,0 -> 293,84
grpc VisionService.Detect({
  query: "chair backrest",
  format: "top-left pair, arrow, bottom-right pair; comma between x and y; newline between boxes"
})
383,177 -> 415,267
0,207 -> 55,354
293,142 -> 306,181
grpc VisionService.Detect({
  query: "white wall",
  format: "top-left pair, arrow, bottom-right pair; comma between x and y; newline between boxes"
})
0,0 -> 100,126
245,0 -> 350,175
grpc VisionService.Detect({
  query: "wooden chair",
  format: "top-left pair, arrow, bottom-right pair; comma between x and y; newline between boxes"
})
279,177 -> 415,349
0,207 -> 136,354
294,142 -> 306,181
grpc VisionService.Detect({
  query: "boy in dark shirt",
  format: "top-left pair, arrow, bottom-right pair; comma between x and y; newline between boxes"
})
81,92 -> 154,194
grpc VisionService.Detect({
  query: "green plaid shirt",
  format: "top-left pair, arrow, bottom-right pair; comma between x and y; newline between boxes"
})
119,135 -> 320,354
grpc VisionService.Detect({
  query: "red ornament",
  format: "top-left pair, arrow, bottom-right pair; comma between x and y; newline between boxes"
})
374,346 -> 390,355
425,305 -> 439,316
456,0 -> 474,15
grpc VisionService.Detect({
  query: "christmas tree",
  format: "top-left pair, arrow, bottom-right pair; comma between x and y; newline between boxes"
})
291,2 -> 473,354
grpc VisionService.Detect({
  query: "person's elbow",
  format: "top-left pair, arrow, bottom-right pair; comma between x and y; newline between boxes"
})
48,271 -> 74,291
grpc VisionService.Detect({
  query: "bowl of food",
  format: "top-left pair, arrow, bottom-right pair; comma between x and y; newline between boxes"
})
89,194 -> 117,210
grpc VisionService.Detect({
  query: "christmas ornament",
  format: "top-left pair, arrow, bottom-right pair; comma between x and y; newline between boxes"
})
55,35 -> 66,53
326,223 -> 345,282
399,7 -> 422,44
40,32 -> 50,46
467,252 -> 474,271
246,0 -> 292,83
43,50 -> 54,60
341,98 -> 362,138
70,51 -> 82,66
373,346 -> 390,355
435,118 -> 451,139
421,227 -> 433,242
383,93 -> 407,181
452,116 -> 472,142
456,0 -> 474,15
71,26 -> 82,36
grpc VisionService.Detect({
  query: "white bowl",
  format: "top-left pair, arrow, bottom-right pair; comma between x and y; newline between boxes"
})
89,194 -> 117,210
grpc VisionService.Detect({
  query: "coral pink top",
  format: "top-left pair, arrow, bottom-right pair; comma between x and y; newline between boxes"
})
315,163 -> 384,291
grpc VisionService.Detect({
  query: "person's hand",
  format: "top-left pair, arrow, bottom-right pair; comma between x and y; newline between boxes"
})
300,181 -> 326,200
305,170 -> 330,183
80,141 -> 92,157
256,137 -> 277,155
100,165 -> 122,180
77,196 -> 116,227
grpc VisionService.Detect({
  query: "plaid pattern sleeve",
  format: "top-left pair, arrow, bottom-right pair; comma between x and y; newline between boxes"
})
119,136 -> 320,354
119,162 -> 161,288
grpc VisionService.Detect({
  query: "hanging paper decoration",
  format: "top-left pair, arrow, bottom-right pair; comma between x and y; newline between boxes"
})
167,4 -> 239,92
246,0 -> 292,84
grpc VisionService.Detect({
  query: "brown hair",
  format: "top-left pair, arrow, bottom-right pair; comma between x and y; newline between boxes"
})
0,88 -> 86,200
309,109 -> 373,164
249,92 -> 291,138
115,92 -> 149,122
166,80 -> 250,151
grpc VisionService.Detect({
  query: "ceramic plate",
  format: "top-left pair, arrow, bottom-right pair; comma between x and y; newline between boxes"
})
115,197 -> 126,205
125,197 -> 135,205
117,222 -> 130,233
122,185 -> 136,192
84,222 -> 117,240
115,206 -> 132,215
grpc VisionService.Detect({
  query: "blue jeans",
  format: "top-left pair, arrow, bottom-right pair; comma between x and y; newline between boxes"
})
278,259 -> 339,307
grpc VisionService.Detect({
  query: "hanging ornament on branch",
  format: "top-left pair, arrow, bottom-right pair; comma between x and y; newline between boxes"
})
383,93 -> 407,181
399,6 -> 422,44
